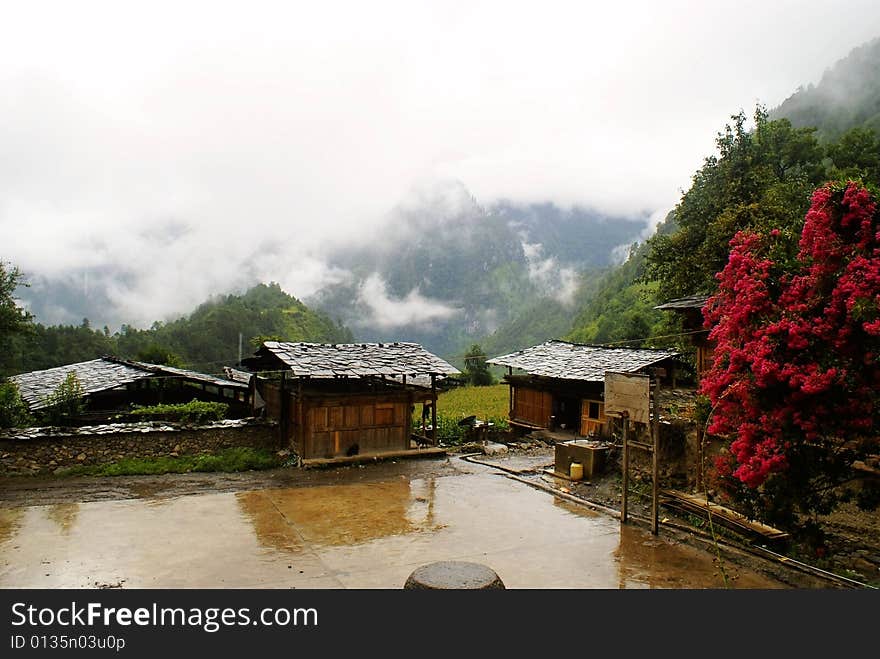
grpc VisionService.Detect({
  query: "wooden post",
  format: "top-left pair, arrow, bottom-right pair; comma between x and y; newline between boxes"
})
279,371 -> 288,450
651,375 -> 660,535
296,377 -> 304,456
430,374 -> 438,446
621,415 -> 629,524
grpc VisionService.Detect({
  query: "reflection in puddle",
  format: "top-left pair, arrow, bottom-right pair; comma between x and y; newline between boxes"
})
45,503 -> 79,536
0,508 -> 25,546
238,478 -> 443,552
0,472 -> 786,589
613,523 -> 780,589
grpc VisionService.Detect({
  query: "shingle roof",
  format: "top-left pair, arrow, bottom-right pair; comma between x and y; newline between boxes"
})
246,341 -> 460,378
487,340 -> 679,381
9,358 -> 154,410
654,294 -> 710,310
9,358 -> 247,410
223,367 -> 254,384
130,361 -> 248,391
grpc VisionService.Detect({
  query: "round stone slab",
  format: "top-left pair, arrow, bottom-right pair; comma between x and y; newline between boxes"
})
404,561 -> 506,590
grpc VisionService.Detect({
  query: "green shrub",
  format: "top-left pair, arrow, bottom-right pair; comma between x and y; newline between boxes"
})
0,380 -> 32,428
127,399 -> 228,424
40,371 -> 85,426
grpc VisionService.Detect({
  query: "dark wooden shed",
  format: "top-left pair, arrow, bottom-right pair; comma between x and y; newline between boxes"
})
9,357 -> 252,423
488,340 -> 680,438
654,295 -> 713,376
241,342 -> 460,464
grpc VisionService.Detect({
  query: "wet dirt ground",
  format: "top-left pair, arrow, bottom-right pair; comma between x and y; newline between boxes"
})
0,452 -> 786,589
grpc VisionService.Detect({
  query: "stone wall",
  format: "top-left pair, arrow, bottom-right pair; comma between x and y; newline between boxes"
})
0,418 -> 280,476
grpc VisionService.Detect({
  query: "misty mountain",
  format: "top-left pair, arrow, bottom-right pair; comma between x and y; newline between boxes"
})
5,283 -> 352,376
307,180 -> 648,359
773,37 -> 880,140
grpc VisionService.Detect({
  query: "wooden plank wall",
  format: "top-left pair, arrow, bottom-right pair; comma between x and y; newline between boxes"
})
306,399 -> 410,459
512,386 -> 552,428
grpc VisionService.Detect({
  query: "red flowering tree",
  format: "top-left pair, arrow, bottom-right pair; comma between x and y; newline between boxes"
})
701,180 -> 880,530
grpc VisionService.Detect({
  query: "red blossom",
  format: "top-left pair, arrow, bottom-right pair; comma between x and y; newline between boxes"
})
702,181 -> 880,488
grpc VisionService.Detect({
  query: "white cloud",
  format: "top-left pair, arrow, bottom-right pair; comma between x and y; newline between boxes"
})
2,0 -> 880,325
357,274 -> 460,330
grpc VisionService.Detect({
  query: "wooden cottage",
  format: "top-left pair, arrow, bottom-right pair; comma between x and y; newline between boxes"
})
654,295 -> 713,376
241,341 -> 460,464
488,340 -> 680,438
9,357 -> 251,423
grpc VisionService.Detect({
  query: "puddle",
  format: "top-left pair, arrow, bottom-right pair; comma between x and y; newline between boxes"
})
0,471 -> 784,589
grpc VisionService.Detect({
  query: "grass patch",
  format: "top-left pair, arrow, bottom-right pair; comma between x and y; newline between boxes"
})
416,384 -> 510,444
436,384 -> 510,420
55,447 -> 280,477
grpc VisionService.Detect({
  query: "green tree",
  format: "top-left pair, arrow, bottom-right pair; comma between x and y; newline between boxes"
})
0,380 -> 32,428
0,261 -> 35,376
463,344 -> 494,386
40,371 -> 86,426
135,344 -> 183,366
0,261 -> 32,339
647,107 -> 827,300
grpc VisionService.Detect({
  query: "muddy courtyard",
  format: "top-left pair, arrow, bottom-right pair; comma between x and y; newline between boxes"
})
0,449 -> 853,589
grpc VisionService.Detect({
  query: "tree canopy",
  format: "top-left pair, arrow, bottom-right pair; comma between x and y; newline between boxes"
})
462,344 -> 494,386
646,107 -> 828,301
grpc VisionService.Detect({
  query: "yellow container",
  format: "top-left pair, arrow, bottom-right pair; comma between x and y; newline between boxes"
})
569,462 -> 584,481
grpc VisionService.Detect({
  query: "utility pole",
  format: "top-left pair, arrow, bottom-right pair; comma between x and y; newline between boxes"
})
238,332 -> 243,367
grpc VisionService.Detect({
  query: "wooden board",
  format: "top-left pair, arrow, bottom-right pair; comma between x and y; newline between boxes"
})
604,371 -> 650,424
661,489 -> 790,542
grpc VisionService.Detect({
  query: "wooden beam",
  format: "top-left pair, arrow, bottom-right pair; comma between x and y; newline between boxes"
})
651,375 -> 660,535
430,374 -> 437,446
621,417 -> 629,524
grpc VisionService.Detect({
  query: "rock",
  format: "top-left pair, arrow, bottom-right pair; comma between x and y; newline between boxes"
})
76,453 -> 87,461
482,442 -> 508,456
404,561 -> 505,589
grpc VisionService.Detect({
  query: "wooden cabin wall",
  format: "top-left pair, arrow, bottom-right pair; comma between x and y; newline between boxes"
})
305,394 -> 412,459
512,386 -> 552,428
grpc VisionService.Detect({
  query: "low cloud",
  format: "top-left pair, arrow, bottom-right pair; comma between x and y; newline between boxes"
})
356,273 -> 460,330
520,238 -> 580,306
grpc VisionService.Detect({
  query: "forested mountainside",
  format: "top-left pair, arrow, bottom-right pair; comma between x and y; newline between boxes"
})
772,37 -> 880,140
2,283 -> 351,376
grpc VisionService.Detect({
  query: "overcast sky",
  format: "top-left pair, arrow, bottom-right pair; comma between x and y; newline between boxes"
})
3,0 -> 880,327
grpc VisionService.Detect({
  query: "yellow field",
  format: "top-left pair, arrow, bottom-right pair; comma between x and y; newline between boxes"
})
435,384 -> 510,422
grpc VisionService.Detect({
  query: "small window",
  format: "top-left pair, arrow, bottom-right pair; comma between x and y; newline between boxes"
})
588,401 -> 601,419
